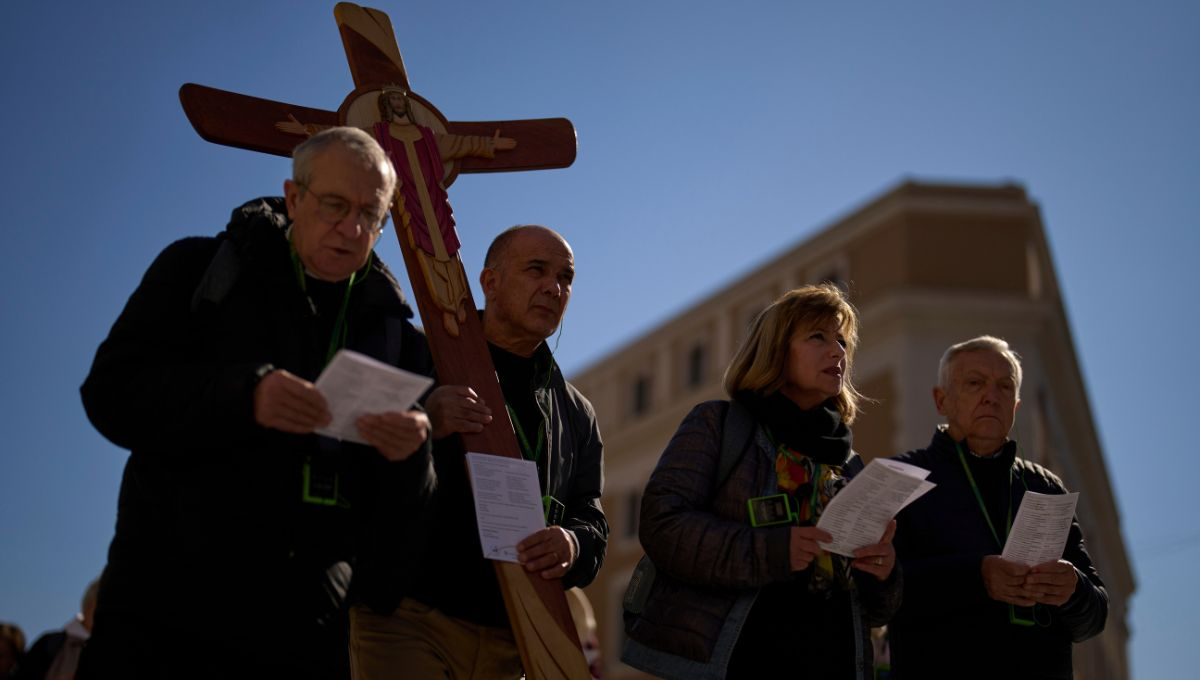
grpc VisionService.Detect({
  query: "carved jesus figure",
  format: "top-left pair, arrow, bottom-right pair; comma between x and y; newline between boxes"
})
375,87 -> 515,336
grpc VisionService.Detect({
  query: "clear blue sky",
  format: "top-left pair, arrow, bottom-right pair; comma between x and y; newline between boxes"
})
2,1 -> 1196,676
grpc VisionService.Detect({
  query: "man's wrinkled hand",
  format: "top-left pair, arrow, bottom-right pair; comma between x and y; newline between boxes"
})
356,410 -> 430,461
517,526 -> 576,580
253,369 -> 330,434
981,555 -> 1037,606
1025,559 -> 1078,606
426,385 -> 492,439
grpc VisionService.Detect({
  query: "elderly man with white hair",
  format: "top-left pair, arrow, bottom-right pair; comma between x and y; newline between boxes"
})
79,127 -> 435,679
888,336 -> 1107,680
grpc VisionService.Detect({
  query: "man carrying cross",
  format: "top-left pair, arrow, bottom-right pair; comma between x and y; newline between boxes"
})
78,127 -> 435,679
349,224 -> 609,679
173,5 -> 596,673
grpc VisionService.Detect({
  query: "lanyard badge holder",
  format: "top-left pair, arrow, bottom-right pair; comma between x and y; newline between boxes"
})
543,495 -> 566,526
302,455 -> 340,506
1009,598 -> 1050,626
1009,600 -> 1050,627
747,493 -> 797,527
1009,604 -> 1036,627
303,438 -> 344,507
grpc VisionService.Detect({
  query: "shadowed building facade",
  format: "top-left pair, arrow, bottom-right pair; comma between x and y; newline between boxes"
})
569,181 -> 1134,679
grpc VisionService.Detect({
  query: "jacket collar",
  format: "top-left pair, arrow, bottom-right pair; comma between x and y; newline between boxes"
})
931,425 -> 1018,462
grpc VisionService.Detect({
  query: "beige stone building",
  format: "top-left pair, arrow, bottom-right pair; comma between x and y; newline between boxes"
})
569,180 -> 1134,679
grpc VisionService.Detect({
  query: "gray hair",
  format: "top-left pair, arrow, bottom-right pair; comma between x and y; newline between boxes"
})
291,126 -> 396,195
937,335 -> 1023,395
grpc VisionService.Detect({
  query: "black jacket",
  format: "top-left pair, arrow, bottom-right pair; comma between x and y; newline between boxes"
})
79,198 -> 435,675
889,428 -> 1108,679
362,339 -> 608,627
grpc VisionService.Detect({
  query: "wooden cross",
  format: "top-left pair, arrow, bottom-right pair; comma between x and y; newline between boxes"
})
179,4 -> 587,678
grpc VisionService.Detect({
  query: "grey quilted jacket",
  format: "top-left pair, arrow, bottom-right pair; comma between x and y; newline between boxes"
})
624,400 -> 901,679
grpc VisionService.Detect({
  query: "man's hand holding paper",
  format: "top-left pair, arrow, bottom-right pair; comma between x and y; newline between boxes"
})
313,349 -> 434,449
356,410 -> 431,461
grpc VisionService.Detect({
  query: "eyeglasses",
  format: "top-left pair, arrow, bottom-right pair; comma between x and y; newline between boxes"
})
296,182 -> 390,235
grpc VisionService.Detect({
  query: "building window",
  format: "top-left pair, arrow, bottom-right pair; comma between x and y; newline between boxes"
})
809,254 -> 850,293
815,270 -> 848,292
686,344 -> 708,390
632,375 -> 652,417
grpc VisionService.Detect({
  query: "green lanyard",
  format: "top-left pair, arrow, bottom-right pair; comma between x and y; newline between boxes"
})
955,441 -> 1014,548
505,401 -> 562,524
506,403 -> 545,462
290,246 -> 363,509
290,246 -> 358,365
502,355 -> 555,463
956,441 -> 1045,627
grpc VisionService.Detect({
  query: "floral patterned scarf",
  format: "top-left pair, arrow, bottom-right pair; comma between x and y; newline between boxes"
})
738,391 -> 854,593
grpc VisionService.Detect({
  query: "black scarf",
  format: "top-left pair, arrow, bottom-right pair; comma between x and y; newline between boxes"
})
736,390 -> 852,465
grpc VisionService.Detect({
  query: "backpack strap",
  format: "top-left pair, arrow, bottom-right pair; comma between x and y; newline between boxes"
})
190,238 -> 242,312
715,398 -> 755,492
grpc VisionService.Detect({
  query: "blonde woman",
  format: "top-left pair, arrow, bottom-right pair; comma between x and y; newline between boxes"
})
624,284 -> 901,679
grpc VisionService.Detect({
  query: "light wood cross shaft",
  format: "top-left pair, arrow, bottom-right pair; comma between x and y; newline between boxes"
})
177,4 -> 587,678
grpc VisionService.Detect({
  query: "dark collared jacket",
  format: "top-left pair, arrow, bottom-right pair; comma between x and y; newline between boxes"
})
889,428 -> 1108,679
359,338 -> 608,627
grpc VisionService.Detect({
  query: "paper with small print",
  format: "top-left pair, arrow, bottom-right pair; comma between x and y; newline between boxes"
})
816,458 -> 936,557
1001,491 -> 1079,566
313,349 -> 433,445
465,452 -> 546,563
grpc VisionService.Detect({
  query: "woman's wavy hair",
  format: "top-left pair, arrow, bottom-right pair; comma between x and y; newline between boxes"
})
723,283 -> 865,424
